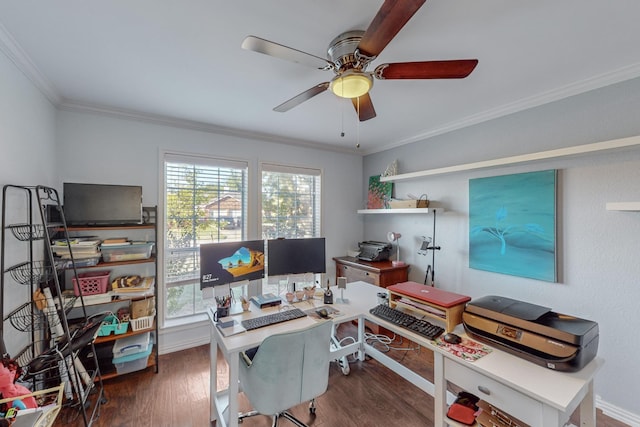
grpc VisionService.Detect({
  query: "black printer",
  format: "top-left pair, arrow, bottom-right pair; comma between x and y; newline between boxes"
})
462,295 -> 598,372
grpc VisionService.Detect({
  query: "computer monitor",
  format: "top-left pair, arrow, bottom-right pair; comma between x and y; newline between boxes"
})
200,240 -> 265,289
63,182 -> 143,225
267,237 -> 326,277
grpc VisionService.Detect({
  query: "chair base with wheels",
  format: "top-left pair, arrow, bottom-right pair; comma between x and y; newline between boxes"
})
238,398 -> 316,427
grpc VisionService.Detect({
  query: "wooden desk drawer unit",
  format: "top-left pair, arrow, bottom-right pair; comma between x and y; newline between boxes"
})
445,358 -> 542,426
337,263 -> 380,285
333,256 -> 409,288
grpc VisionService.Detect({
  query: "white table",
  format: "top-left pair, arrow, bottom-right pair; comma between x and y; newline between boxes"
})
208,281 -> 602,427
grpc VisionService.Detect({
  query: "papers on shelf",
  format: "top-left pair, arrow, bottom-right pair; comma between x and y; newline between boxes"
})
69,293 -> 113,307
395,297 -> 447,319
112,276 -> 155,293
51,237 -> 101,260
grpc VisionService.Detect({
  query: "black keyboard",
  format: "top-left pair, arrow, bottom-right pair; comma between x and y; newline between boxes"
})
241,307 -> 307,331
369,304 -> 445,340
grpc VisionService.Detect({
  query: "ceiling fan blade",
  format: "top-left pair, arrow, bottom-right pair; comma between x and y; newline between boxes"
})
273,82 -> 330,112
374,59 -> 478,79
357,0 -> 426,58
242,36 -> 332,70
352,93 -> 377,121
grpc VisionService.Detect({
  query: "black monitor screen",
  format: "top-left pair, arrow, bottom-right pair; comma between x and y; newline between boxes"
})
200,240 -> 265,289
267,237 -> 326,276
63,182 -> 143,225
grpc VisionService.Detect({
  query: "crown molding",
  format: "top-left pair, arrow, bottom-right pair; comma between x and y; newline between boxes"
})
363,62 -> 640,155
58,100 -> 361,155
0,22 -> 61,105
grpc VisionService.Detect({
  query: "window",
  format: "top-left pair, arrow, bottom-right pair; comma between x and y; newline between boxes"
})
261,164 -> 322,294
163,154 -> 248,319
261,164 -> 322,239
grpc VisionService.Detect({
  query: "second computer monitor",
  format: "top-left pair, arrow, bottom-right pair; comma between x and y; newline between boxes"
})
267,237 -> 326,277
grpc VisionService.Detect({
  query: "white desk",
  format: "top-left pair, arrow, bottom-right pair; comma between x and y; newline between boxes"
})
208,281 -> 602,427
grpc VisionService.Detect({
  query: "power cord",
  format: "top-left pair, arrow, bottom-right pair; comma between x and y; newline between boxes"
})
337,335 -> 360,362
364,332 -> 421,353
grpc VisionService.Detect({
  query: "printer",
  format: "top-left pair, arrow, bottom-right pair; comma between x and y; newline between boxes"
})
357,241 -> 392,262
462,295 -> 598,372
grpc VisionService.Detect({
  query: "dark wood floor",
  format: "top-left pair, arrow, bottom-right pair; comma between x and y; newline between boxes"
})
53,324 -> 627,427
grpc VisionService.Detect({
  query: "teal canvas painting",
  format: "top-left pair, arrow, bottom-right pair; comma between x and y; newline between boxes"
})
469,170 -> 557,282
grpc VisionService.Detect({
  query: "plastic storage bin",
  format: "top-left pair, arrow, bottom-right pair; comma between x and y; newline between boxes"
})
101,243 -> 154,262
112,332 -> 151,358
71,256 -> 101,267
112,342 -> 153,375
72,270 -> 110,296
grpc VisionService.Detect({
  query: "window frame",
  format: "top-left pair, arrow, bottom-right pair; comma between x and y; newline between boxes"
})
260,162 -> 323,240
161,151 -> 250,324
260,162 -> 323,295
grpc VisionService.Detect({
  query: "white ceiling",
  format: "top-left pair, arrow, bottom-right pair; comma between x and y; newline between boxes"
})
1,0 -> 639,155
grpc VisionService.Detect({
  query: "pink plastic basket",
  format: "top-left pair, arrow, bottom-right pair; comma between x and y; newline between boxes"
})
72,270 -> 110,296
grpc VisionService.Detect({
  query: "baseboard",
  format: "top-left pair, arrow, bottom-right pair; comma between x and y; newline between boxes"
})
158,335 -> 209,355
157,319 -> 211,355
597,395 -> 640,427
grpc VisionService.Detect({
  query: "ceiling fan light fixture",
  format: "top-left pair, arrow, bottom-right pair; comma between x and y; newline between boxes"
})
330,70 -> 373,98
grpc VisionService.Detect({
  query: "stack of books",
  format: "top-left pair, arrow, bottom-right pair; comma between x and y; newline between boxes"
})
51,237 -> 101,259
100,237 -> 130,247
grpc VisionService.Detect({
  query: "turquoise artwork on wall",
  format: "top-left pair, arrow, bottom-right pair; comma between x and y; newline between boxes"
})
469,169 -> 557,282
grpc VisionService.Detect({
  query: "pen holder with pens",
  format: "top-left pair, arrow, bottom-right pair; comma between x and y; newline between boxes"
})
214,295 -> 231,321
213,305 -> 230,322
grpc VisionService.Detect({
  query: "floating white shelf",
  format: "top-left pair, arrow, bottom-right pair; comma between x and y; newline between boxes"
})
380,134 -> 640,182
357,208 -> 442,214
605,202 -> 640,211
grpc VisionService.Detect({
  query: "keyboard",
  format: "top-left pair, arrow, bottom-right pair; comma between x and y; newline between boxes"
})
369,304 -> 445,340
241,307 -> 307,331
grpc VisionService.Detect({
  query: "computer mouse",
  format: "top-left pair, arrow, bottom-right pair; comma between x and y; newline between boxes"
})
443,333 -> 462,344
316,308 -> 329,318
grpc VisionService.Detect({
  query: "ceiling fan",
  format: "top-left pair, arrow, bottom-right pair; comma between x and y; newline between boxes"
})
241,0 -> 478,122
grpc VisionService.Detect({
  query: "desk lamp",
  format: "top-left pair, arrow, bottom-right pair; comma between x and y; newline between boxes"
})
387,231 -> 405,267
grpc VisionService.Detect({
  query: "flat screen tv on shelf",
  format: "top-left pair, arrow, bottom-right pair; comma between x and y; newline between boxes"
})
200,240 -> 266,289
267,237 -> 326,277
63,182 -> 143,225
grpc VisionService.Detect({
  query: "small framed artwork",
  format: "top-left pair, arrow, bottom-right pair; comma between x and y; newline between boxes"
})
469,169 -> 557,282
367,175 -> 393,209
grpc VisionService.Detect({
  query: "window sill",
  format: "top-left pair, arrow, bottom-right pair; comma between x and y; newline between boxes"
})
162,312 -> 209,330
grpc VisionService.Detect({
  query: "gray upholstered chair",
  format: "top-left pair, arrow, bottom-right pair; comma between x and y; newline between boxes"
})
238,320 -> 332,427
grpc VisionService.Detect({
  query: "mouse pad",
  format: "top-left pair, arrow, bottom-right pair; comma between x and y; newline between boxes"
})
433,336 -> 492,362
305,305 -> 341,320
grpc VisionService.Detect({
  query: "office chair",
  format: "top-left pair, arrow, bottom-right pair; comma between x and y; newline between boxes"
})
238,320 -> 332,427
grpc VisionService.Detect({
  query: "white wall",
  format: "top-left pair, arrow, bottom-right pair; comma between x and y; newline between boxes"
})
54,109 -> 365,352
0,50 -> 57,355
363,77 -> 640,421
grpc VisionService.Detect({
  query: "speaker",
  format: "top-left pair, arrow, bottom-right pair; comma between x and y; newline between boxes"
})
336,277 -> 348,303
